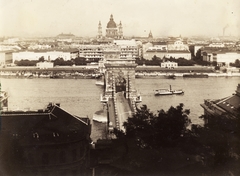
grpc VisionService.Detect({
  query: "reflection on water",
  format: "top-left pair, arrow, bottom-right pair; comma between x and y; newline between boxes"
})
1,77 -> 239,140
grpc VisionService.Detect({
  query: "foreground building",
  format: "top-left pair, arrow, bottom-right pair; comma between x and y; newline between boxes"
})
0,103 -> 92,175
201,84 -> 240,123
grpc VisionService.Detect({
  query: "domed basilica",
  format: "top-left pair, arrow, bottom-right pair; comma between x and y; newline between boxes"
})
98,14 -> 123,39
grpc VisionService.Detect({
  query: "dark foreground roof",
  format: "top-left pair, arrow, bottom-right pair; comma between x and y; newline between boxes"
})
1,103 -> 91,145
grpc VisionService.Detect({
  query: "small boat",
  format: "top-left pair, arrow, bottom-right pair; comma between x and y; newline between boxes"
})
155,89 -> 173,95
164,74 -> 176,79
172,89 -> 184,95
50,74 -> 61,79
95,80 -> 104,86
155,85 -> 184,96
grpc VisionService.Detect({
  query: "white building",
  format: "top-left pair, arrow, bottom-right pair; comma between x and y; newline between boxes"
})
209,43 -> 225,48
144,50 -> 191,60
165,50 -> 191,60
167,40 -> 189,51
113,39 -> 139,59
161,61 -> 178,68
203,51 -> 240,66
12,50 -> 72,63
36,61 -> 54,69
78,45 -> 103,61
144,50 -> 166,60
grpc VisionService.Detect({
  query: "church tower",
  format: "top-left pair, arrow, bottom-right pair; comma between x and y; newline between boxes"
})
118,21 -> 123,39
148,30 -> 153,39
98,21 -> 102,39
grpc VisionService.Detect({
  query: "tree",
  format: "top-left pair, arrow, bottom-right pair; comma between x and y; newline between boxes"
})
14,60 -> 38,66
151,55 -> 161,65
38,56 -> 45,62
74,57 -> 87,65
230,59 -> 240,68
153,104 -> 191,146
123,104 -> 191,147
190,113 -> 240,173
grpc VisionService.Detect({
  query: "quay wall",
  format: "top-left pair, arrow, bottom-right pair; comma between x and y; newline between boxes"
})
1,65 -> 215,73
1,66 -> 239,78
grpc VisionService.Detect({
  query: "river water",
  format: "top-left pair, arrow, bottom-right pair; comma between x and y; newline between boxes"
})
0,77 -> 239,141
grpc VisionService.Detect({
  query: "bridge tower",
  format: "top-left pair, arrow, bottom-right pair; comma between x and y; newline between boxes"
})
100,46 -> 141,134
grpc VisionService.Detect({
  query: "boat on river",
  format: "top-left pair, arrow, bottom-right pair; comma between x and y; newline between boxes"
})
95,80 -> 104,86
164,74 -> 176,79
172,89 -> 184,95
155,85 -> 184,96
155,89 -> 173,95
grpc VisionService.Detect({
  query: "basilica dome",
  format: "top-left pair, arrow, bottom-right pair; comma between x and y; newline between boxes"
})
107,14 -> 117,28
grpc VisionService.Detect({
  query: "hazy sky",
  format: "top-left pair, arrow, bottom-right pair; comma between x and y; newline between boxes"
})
0,0 -> 239,38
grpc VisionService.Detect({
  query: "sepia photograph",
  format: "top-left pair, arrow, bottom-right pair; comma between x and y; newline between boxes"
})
0,0 -> 240,175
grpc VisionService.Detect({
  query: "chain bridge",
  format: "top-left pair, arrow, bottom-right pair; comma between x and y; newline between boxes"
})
99,47 -> 142,133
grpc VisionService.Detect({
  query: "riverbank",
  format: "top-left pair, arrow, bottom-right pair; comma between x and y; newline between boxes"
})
1,65 -> 239,79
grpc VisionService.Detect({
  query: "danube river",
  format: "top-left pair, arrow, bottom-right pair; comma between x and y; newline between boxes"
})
0,77 -> 239,141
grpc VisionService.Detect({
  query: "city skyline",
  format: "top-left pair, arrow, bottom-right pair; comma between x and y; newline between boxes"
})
0,0 -> 240,38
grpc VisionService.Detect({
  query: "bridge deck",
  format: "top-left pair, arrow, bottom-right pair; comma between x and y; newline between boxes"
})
107,92 -> 133,132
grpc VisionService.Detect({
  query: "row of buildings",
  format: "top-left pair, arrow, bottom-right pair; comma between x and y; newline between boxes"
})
0,14 -> 240,67
1,39 -> 240,68
0,38 -> 191,66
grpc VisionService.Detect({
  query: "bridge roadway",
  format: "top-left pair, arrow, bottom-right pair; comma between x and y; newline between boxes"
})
108,92 -> 132,132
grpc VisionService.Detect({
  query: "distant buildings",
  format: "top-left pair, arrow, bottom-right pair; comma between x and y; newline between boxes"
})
0,21 -> 240,68
56,33 -> 76,42
77,40 -> 139,63
143,37 -> 191,60
201,48 -> 240,66
12,49 -> 79,63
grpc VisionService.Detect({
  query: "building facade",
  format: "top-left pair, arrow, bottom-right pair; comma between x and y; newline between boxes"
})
1,103 -> 92,175
36,61 -> 54,69
201,84 -> 240,124
161,61 -> 178,68
202,50 -> 240,66
113,40 -> 139,59
12,50 -> 78,63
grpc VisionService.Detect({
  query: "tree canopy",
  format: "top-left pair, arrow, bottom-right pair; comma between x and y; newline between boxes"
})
117,104 -> 240,175
123,104 -> 191,148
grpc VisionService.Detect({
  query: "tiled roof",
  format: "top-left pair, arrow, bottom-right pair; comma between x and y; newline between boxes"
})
216,94 -> 240,116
